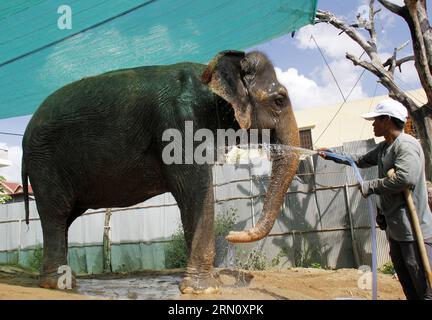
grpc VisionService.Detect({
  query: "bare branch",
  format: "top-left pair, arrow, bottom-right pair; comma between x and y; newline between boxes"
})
397,40 -> 410,51
383,55 -> 415,70
374,9 -> 382,15
316,10 -> 378,61
378,0 -> 406,16
416,0 -> 432,73
346,53 -> 378,74
404,0 -> 432,102
368,0 -> 378,49
389,47 -> 398,75
316,4 -> 424,113
346,52 -> 421,113
381,41 -> 413,74
317,6 -> 415,107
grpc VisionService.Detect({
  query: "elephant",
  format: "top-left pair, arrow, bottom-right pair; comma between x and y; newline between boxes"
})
21,50 -> 300,293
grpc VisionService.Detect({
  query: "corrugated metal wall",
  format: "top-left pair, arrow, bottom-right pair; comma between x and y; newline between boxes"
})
0,139 -> 391,274
214,139 -> 390,270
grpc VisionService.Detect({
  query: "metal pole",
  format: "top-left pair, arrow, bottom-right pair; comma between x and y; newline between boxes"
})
213,166 -> 218,215
17,218 -> 22,264
103,208 -> 112,273
249,162 -> 256,227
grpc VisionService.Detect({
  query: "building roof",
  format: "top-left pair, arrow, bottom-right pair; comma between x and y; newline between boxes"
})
0,181 -> 33,196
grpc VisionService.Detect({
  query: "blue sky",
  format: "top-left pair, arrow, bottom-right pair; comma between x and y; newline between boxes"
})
0,0 -> 427,182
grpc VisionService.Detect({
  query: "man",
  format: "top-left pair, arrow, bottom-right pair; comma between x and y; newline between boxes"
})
319,98 -> 432,300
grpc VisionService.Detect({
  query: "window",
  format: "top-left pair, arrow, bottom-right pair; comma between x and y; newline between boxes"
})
299,129 -> 313,150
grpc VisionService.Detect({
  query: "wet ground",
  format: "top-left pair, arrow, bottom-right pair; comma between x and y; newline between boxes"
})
76,275 -> 182,300
0,265 -> 405,300
76,268 -> 253,299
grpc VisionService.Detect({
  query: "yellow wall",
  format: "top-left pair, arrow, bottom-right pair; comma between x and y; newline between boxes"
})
294,89 -> 426,149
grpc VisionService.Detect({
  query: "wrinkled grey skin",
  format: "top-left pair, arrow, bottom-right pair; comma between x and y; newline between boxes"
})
22,50 -> 300,293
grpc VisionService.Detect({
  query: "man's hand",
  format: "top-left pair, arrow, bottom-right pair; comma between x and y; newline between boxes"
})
376,213 -> 387,231
317,147 -> 332,159
358,182 -> 368,198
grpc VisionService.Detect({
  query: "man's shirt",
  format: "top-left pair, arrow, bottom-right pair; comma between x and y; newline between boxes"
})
338,133 -> 432,241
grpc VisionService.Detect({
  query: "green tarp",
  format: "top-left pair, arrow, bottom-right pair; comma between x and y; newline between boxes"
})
0,0 -> 317,119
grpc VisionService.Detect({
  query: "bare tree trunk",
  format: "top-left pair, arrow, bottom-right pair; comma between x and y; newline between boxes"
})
411,107 -> 432,180
381,0 -> 432,180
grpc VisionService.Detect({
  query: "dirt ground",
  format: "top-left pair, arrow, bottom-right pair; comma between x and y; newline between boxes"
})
179,268 -> 405,300
0,265 -> 405,300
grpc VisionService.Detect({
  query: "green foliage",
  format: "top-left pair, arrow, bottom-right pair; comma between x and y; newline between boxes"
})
164,227 -> 188,269
164,207 -> 238,269
309,262 -> 322,269
214,207 -> 238,237
271,248 -> 290,267
27,246 -> 43,272
379,261 -> 395,275
238,248 -> 267,271
272,245 -> 326,269
294,242 -> 327,269
0,176 -> 12,204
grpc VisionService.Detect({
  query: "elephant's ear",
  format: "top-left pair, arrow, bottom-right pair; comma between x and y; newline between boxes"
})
202,50 -> 252,129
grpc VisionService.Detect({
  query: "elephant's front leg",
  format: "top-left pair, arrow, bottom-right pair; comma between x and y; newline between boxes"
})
170,165 -> 220,294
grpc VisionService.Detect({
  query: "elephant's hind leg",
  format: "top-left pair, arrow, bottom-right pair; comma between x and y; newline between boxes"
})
34,189 -> 78,289
38,211 -> 69,289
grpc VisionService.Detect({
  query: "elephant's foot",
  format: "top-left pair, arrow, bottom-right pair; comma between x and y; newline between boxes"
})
179,271 -> 220,294
39,267 -> 76,290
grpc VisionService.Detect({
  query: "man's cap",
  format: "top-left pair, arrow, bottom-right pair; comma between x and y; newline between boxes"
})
361,99 -> 408,123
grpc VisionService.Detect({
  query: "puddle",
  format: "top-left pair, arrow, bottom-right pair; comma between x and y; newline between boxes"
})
76,275 -> 182,300
74,268 -> 253,300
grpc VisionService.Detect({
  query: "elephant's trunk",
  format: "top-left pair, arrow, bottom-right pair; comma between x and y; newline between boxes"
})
226,106 -> 300,243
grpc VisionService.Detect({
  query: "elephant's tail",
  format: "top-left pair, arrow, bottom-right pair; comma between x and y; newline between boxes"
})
22,161 -> 30,225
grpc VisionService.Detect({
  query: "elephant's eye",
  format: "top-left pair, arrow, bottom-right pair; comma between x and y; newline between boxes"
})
244,74 -> 254,83
274,95 -> 285,108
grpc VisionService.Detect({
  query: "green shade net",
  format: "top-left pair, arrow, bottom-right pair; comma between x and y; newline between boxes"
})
0,0 -> 317,119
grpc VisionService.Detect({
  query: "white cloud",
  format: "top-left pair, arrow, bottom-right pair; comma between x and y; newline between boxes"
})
289,14 -> 369,111
377,51 -> 421,89
394,60 -> 423,91
359,0 -> 404,7
276,62 -> 367,111
356,4 -> 370,26
295,23 -> 364,59
387,0 -> 404,5
0,145 -> 22,183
